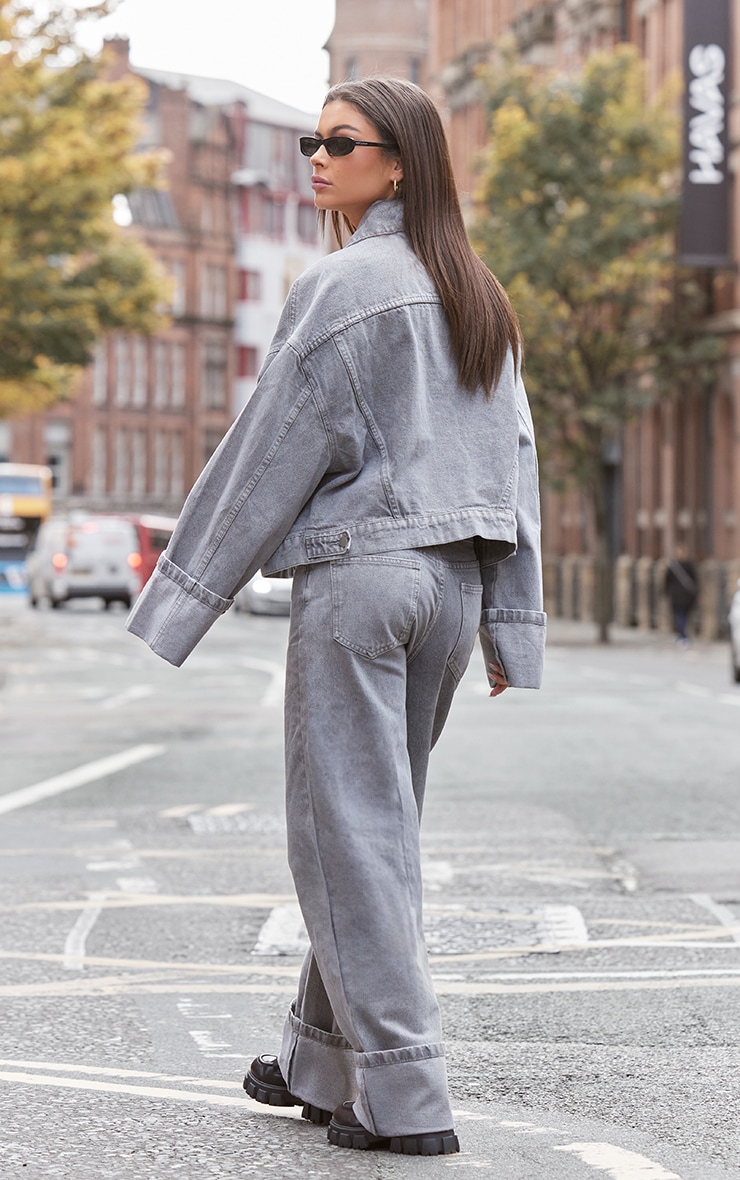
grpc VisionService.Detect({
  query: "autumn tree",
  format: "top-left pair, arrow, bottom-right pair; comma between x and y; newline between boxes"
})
0,1 -> 168,417
474,44 -> 719,640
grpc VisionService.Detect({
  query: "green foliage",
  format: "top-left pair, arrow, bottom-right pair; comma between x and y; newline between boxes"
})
0,1 -> 169,416
474,44 -> 720,496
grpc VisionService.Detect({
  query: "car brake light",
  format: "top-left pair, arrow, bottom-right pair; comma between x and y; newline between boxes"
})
52,552 -> 68,570
128,553 -> 143,569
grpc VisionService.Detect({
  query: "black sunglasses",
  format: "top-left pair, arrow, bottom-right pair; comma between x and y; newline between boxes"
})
299,135 -> 398,158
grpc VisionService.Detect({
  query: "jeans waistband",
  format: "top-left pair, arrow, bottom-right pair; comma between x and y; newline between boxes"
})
415,538 -> 479,569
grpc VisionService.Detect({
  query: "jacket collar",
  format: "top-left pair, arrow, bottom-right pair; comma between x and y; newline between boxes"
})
347,199 -> 405,247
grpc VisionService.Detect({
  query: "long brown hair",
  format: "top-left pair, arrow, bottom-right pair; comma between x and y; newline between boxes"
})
319,77 -> 520,394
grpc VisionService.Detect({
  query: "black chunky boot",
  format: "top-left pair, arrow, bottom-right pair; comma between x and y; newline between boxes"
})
327,1101 -> 460,1154
243,1054 -> 331,1126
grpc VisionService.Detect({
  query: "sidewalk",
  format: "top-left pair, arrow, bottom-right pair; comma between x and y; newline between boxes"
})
545,615 -> 726,651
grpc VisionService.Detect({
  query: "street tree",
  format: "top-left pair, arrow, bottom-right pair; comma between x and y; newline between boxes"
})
474,44 -> 719,640
0,1 -> 168,417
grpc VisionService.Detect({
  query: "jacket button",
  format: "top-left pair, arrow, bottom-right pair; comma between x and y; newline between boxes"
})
339,531 -> 351,551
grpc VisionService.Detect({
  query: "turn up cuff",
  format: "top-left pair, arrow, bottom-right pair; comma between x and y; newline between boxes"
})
480,607 -> 547,689
353,1042 -> 453,1138
278,1002 -> 356,1114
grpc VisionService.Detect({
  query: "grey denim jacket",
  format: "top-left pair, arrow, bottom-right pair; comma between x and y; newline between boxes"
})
127,199 -> 547,686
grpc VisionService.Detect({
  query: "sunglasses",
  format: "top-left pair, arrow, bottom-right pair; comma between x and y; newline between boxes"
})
299,135 -> 398,158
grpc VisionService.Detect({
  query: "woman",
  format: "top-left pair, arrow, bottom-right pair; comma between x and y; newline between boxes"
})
127,77 -> 546,1156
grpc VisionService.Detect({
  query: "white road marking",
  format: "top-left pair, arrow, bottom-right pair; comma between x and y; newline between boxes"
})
554,1142 -> 681,1178
3,891 -> 296,912
7,948 -> 740,988
240,656 -> 285,706
0,1058 -> 243,1086
0,745 -> 166,815
188,1030 -> 232,1052
0,1068 -> 290,1111
204,803 -> 255,816
63,893 -> 107,970
253,904 -> 309,955
421,858 -> 455,889
86,860 -> 140,872
0,1061 -> 689,1174
177,996 -> 236,1056
718,693 -> 740,707
7,971 -> 740,1000
158,804 -> 203,818
99,685 -> 154,710
500,1120 -> 565,1135
537,904 -> 589,952
116,877 -> 159,894
0,949 -> 301,977
689,894 -> 740,944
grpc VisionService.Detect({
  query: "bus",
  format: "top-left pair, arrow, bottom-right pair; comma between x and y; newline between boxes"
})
0,463 -> 53,593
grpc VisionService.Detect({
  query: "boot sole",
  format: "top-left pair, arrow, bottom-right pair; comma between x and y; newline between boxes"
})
243,1074 -> 331,1125
327,1121 -> 459,1155
243,1073 -> 300,1108
302,1103 -> 332,1126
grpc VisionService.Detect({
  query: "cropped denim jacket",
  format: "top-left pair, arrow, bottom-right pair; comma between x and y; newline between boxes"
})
127,199 -> 547,686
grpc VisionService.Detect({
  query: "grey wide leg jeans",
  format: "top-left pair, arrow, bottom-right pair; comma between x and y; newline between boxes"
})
277,540 -> 483,1138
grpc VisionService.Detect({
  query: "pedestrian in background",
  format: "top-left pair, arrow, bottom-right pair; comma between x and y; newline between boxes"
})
664,544 -> 699,646
127,77 -> 545,1157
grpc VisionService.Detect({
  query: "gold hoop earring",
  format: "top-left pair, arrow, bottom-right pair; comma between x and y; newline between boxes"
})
393,177 -> 399,195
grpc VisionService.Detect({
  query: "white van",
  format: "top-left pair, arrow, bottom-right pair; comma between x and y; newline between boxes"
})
27,515 -> 142,609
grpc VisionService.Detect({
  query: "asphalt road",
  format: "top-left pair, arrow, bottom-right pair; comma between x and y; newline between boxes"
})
1,594 -> 739,1180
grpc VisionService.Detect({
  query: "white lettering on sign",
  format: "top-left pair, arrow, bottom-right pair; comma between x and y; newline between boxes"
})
687,43 -> 726,184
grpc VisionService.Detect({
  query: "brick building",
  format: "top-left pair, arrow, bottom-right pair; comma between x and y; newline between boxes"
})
327,0 -> 430,88
328,0 -> 740,633
2,40 -> 323,516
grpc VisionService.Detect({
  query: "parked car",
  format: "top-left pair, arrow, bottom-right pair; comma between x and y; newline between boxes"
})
117,513 -> 177,585
729,577 -> 740,683
27,515 -> 142,609
234,572 -> 293,616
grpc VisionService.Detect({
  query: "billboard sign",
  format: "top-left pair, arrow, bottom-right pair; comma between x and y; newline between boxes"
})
679,0 -> 732,266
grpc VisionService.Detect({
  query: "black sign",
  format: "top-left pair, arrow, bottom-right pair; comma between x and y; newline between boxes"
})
679,0 -> 731,267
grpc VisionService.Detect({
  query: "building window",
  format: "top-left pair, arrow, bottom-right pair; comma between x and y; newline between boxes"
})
171,342 -> 186,408
238,270 -> 262,300
114,428 -> 128,493
297,204 -> 318,243
93,341 -> 107,406
131,429 -> 147,494
200,264 -> 228,319
91,426 -> 107,494
114,336 -> 130,406
263,196 -> 285,239
154,341 -> 169,408
203,339 -> 228,408
171,259 -> 186,317
249,122 -> 272,175
44,421 -> 71,494
201,189 -> 213,232
154,430 -> 168,495
170,431 -> 184,496
204,428 -> 224,466
132,337 -> 147,407
238,346 -> 259,379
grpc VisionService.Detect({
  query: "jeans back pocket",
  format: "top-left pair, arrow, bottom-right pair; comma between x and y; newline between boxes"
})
330,556 -> 421,659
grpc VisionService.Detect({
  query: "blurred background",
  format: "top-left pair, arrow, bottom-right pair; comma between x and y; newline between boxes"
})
1,0 -> 738,651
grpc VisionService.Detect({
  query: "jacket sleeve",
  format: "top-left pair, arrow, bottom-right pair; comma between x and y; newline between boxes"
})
126,338 -> 334,666
477,373 -> 547,689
